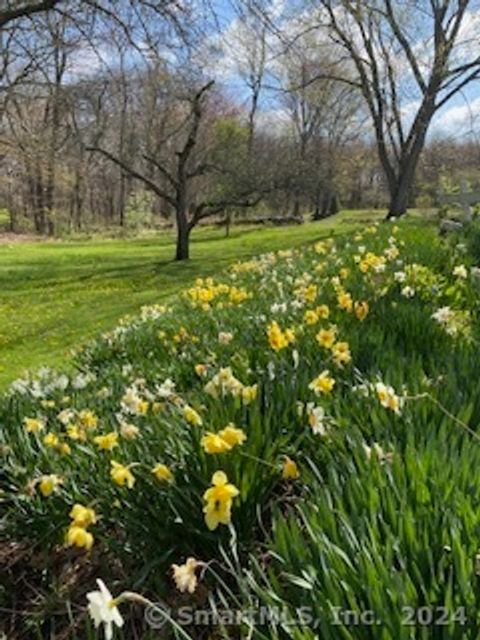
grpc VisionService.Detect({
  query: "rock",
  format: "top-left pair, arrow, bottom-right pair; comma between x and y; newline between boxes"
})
439,219 -> 463,235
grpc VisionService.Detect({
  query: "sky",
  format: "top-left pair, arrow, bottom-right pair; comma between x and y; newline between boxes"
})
68,0 -> 480,141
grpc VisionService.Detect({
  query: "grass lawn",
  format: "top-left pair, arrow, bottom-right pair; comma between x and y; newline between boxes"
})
0,210 -> 382,387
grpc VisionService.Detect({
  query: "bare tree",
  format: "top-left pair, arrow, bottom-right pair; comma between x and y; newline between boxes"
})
0,0 -> 61,28
88,80 -> 261,259
312,0 -> 480,217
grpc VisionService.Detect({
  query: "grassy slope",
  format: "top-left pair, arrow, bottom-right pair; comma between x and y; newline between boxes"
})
0,210 -> 380,387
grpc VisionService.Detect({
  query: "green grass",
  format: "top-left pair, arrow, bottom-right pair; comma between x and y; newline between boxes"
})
0,210 -> 381,388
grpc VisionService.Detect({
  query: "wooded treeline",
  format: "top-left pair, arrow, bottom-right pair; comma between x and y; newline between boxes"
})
0,0 -> 479,259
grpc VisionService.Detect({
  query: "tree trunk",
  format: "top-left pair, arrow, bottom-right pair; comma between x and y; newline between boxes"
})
175,183 -> 190,260
386,145 -> 423,218
175,219 -> 190,260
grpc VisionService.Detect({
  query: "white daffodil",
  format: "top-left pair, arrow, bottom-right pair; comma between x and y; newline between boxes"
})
171,557 -> 202,594
453,264 -> 468,279
87,579 -> 124,640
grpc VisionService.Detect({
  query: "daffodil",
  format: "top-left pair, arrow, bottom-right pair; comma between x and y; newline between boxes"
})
241,385 -> 257,405
172,558 -> 202,593
120,423 -> 139,440
38,474 -> 62,497
315,304 -> 330,319
66,525 -> 94,550
203,471 -> 239,530
354,301 -> 369,321
332,341 -> 352,366
110,461 -> 135,488
282,456 -> 300,480
87,579 -> 124,640
183,405 -> 203,426
43,432 -> 59,448
25,417 -> 46,434
309,370 -> 335,395
375,382 -> 402,414
94,431 -> 119,451
267,321 -> 295,351
70,503 -> 97,527
201,432 -> 232,454
218,424 -> 246,447
152,463 -> 173,482
337,291 -> 353,312
316,327 -> 337,349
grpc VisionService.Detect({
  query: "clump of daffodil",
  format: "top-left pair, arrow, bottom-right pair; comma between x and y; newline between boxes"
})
66,503 -> 97,551
282,456 -> 300,480
151,463 -> 173,482
309,370 -> 335,395
201,424 -> 246,454
94,431 -> 119,451
204,367 -> 248,399
203,471 -> 239,530
110,460 -> 135,488
267,321 -> 295,352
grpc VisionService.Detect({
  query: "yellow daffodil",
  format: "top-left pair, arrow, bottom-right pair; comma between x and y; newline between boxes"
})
332,341 -> 352,366
78,410 -> 98,430
203,471 -> 239,530
218,424 -> 246,447
152,463 -> 173,482
93,431 -> 119,451
316,326 -> 337,349
337,291 -> 353,312
183,405 -> 203,426
66,423 -> 86,441
304,309 -> 319,325
241,385 -> 257,405
70,503 -> 97,527
110,461 -> 135,488
43,432 -> 59,448
39,474 -> 62,497
267,321 -> 295,351
24,417 -> 45,433
66,525 -> 94,550
201,432 -> 232,454
354,301 -> 369,321
315,304 -> 330,319
282,456 -> 300,480
309,370 -> 335,395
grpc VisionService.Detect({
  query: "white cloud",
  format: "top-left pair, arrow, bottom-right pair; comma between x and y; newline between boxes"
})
432,96 -> 480,135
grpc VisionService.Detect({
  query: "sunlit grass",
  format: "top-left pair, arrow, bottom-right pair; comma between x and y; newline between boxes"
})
0,210 -> 382,387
